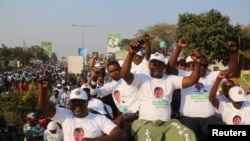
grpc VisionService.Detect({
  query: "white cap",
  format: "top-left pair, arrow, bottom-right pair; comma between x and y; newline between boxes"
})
23,112 -> 36,121
47,121 -> 57,130
136,51 -> 143,56
61,80 -> 66,84
57,84 -> 62,87
229,86 -> 248,102
70,88 -> 88,100
94,63 -> 103,68
150,52 -> 165,63
81,84 -> 91,90
185,56 -> 193,63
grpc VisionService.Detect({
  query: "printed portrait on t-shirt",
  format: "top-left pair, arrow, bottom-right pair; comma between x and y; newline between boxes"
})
74,127 -> 85,141
154,87 -> 164,99
233,115 -> 242,125
114,90 -> 124,103
194,82 -> 207,93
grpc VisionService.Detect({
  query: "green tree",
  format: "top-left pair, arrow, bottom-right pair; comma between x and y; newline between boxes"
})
51,52 -> 58,64
120,23 -> 176,55
241,24 -> 250,40
175,9 -> 241,65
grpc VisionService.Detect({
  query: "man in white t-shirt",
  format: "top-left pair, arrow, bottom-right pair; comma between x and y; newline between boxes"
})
167,40 -> 238,141
43,121 -> 64,141
38,78 -> 127,141
209,71 -> 250,125
130,33 -> 151,75
80,83 -> 113,120
88,60 -> 141,140
121,38 -> 202,141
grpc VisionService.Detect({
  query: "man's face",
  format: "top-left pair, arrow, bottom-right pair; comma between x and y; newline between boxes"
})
149,60 -> 165,78
132,54 -> 143,65
70,100 -> 88,117
107,64 -> 121,81
200,58 -> 209,77
49,129 -> 57,134
222,81 -> 234,97
158,48 -> 166,56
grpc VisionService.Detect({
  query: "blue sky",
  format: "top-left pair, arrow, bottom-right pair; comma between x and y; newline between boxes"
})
1,0 -> 249,59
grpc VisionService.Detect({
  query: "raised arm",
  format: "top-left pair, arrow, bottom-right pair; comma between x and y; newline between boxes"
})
182,50 -> 202,88
209,71 -> 230,109
121,40 -> 142,84
38,75 -> 56,118
224,41 -> 238,77
166,38 -> 189,75
143,33 -> 151,61
89,52 -> 99,71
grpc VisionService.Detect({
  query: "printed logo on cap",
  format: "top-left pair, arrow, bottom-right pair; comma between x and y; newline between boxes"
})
154,52 -> 160,56
75,90 -> 81,96
237,89 -> 243,95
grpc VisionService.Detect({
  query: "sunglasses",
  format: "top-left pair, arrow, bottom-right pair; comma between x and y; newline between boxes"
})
200,63 -> 208,68
179,63 -> 186,66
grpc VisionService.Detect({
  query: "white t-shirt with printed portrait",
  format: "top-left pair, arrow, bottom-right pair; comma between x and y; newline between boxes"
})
97,78 -> 141,114
131,73 -> 183,121
218,101 -> 250,125
51,107 -> 116,141
179,71 -> 219,117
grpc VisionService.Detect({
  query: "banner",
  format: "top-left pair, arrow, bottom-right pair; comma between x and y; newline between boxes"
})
107,34 -> 121,53
41,41 -> 52,56
68,56 -> 83,74
78,47 -> 87,62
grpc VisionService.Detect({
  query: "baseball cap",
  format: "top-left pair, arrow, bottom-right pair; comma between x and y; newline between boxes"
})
104,54 -> 115,61
159,41 -> 166,48
81,84 -> 91,90
70,88 -> 88,100
136,51 -> 143,56
150,52 -> 165,63
94,63 -> 103,68
61,80 -> 66,84
229,86 -> 248,102
47,121 -> 57,130
57,84 -> 62,87
23,112 -> 37,122
185,56 -> 193,63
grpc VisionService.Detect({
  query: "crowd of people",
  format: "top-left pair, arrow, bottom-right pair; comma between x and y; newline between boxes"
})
1,33 -> 249,141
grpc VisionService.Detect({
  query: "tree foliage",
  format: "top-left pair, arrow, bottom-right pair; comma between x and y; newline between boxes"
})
119,23 -> 177,55
241,24 -> 250,40
0,81 -> 44,134
0,44 -> 53,68
175,9 -> 242,65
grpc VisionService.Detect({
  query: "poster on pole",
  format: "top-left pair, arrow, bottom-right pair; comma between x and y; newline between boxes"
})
41,41 -> 52,56
68,56 -> 83,74
107,34 -> 121,53
78,47 -> 87,62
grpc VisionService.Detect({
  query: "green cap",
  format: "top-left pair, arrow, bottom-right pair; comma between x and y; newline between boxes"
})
159,41 -> 166,48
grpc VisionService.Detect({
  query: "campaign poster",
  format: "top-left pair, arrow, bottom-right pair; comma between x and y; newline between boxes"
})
41,41 -> 52,56
78,47 -> 87,62
107,34 -> 121,53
